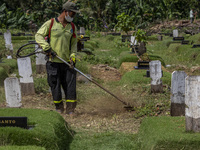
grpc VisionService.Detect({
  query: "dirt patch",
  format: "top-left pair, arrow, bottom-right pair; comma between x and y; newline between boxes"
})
119,62 -> 137,75
10,64 -> 140,134
90,64 -> 121,81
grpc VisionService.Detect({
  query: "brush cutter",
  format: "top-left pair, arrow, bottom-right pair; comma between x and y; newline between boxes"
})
16,42 -> 133,110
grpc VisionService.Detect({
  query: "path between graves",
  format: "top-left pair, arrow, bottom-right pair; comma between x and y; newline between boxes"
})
21,63 -> 141,134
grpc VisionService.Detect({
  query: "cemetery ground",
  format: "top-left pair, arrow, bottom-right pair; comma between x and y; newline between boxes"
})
1,30 -> 200,149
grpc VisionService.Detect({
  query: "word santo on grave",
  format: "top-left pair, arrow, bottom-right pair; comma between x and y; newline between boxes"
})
4,77 -> 22,107
171,71 -> 187,116
149,60 -> 163,93
17,57 -> 35,95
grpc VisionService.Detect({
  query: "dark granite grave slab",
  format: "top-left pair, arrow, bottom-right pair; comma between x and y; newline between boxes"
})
0,117 -> 27,129
173,37 -> 184,41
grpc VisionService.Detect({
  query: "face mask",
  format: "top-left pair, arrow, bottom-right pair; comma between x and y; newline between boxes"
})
65,12 -> 73,22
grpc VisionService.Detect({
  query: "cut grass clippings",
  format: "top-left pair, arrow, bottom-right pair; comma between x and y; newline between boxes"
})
137,116 -> 200,150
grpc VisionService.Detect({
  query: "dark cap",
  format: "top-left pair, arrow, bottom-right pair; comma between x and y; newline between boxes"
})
62,2 -> 79,13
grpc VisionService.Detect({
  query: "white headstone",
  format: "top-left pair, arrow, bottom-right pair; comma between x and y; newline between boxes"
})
17,57 -> 34,83
185,76 -> 200,132
171,71 -> 187,116
17,57 -> 35,95
131,36 -> 137,45
4,30 -> 13,50
149,60 -> 163,93
150,60 -> 162,85
4,77 -> 22,107
80,27 -> 85,35
173,29 -> 178,37
35,44 -> 46,65
171,71 -> 187,104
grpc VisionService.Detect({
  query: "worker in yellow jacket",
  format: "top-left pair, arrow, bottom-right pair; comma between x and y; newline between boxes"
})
35,2 -> 79,115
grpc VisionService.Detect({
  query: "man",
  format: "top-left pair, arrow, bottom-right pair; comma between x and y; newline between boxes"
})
35,2 -> 79,115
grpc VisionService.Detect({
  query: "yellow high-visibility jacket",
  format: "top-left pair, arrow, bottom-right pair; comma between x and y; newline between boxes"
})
35,18 -> 77,63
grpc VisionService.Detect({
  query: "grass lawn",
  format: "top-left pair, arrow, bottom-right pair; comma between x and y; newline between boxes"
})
137,116 -> 200,150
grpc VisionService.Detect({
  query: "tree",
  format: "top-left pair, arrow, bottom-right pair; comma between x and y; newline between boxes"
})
115,12 -> 135,34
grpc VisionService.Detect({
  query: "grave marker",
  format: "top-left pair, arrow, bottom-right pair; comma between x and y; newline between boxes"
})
17,57 -> 35,95
185,76 -> 200,132
80,27 -> 85,35
4,77 -> 22,107
35,44 -> 46,74
3,30 -> 13,51
173,29 -> 179,37
0,117 -> 27,129
171,71 -> 187,116
157,35 -> 163,41
149,60 -> 163,93
173,37 -> 184,41
130,36 -> 137,46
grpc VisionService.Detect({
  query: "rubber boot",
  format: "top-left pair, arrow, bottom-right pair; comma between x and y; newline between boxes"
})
55,102 -> 64,113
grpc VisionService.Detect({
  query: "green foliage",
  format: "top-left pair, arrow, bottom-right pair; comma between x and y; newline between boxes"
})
0,66 -> 8,85
0,108 -> 72,150
0,3 -> 30,30
115,12 -> 135,34
134,29 -> 147,44
0,59 -> 17,74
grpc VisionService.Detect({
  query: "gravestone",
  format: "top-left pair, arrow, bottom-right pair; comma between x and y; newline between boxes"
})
157,35 -> 163,41
173,29 -> 179,37
3,30 -> 13,51
17,57 -> 35,95
80,27 -> 85,35
4,77 -> 22,107
35,44 -> 46,74
0,117 -> 27,129
171,71 -> 187,116
173,37 -> 184,41
181,40 -> 189,45
130,36 -> 137,46
185,76 -> 200,132
149,60 -> 163,93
